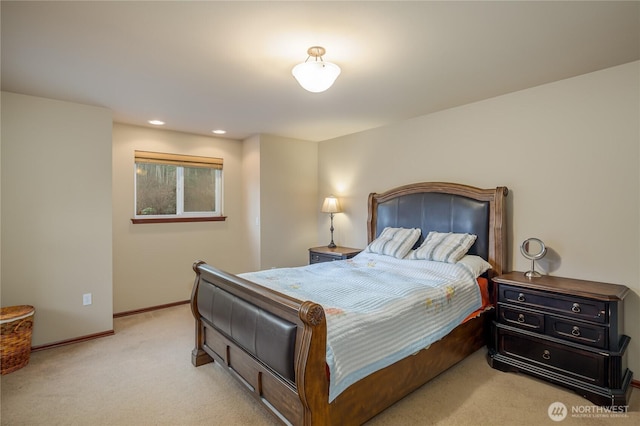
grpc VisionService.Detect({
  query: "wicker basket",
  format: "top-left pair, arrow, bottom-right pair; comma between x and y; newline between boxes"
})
1,305 -> 35,375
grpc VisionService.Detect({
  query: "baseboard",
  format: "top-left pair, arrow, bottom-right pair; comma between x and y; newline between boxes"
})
113,300 -> 190,318
30,300 -> 190,352
31,330 -> 115,352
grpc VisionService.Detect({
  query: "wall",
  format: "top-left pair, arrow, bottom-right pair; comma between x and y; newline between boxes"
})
1,92 -> 113,346
318,62 -> 640,377
112,127 -> 316,311
259,134 -> 318,269
112,123 -> 248,313
2,108 -> 317,331
241,134 -> 318,271
242,135 -> 261,271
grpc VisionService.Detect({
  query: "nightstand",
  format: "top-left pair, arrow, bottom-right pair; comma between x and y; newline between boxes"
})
488,272 -> 633,406
308,246 -> 362,264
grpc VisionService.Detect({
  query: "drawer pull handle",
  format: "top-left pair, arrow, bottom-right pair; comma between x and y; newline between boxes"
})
542,350 -> 551,360
517,314 -> 525,323
517,293 -> 525,302
571,303 -> 581,313
571,326 -> 581,337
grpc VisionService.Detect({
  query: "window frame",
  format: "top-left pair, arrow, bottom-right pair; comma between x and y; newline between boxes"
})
132,151 -> 226,224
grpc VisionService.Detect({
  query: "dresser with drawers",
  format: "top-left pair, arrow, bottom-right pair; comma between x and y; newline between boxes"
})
488,272 -> 633,406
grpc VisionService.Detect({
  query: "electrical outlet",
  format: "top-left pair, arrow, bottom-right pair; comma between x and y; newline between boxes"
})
83,293 -> 92,306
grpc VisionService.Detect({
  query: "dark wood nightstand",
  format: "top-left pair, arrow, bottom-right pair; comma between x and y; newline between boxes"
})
308,246 -> 362,264
488,272 -> 633,406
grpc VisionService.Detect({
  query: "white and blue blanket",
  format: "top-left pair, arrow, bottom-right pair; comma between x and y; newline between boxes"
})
240,252 -> 482,402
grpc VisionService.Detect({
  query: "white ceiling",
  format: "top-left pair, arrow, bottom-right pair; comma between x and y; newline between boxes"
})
2,1 -> 639,142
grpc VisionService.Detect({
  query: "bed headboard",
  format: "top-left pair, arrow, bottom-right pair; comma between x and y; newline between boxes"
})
367,182 -> 508,276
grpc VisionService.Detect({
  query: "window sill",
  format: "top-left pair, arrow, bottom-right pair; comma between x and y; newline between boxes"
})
131,216 -> 227,224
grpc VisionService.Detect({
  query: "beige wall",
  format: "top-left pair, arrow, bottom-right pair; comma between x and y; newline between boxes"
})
241,134 -> 318,271
317,61 -> 640,377
1,92 -> 113,346
112,126 -> 317,313
1,107 -> 318,346
258,134 -> 318,269
242,135 -> 262,270
112,123 -> 249,313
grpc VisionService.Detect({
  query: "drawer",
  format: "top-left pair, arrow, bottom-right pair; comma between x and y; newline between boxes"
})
498,304 -> 544,332
499,284 -> 608,324
497,327 -> 606,387
309,253 -> 339,263
545,315 -> 607,349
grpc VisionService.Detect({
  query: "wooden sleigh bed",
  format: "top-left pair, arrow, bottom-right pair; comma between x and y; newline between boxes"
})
191,182 -> 508,425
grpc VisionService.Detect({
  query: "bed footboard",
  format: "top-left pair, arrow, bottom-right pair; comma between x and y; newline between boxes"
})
190,261 -> 329,425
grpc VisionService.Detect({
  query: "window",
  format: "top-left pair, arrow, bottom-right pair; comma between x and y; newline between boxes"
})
133,151 -> 224,223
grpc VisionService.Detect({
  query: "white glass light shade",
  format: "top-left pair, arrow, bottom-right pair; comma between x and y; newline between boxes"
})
292,61 -> 341,93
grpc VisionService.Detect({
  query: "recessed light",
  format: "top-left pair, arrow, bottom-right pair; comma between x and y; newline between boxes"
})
212,129 -> 226,135
148,120 -> 165,126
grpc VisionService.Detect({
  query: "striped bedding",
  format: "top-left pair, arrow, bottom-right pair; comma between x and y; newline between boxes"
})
239,252 -> 484,402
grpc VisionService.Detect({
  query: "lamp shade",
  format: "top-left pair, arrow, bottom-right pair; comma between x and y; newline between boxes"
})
321,196 -> 342,213
292,61 -> 341,93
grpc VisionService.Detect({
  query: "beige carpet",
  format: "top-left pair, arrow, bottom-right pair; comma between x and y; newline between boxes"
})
1,304 -> 637,425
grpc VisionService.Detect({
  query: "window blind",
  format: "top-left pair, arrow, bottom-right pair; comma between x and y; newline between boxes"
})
134,151 -> 223,169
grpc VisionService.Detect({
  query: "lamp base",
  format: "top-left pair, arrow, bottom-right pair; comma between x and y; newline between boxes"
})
327,212 -> 337,249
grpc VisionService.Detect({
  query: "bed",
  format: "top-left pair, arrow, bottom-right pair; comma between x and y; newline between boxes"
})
190,182 -> 508,425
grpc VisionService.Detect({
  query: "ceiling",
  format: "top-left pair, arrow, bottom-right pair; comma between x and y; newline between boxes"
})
2,1 -> 638,142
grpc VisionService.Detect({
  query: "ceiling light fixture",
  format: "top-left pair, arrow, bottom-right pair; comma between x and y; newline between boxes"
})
212,129 -> 226,135
148,119 -> 165,126
292,46 -> 341,93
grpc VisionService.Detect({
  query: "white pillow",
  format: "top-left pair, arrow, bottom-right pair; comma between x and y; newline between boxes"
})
408,231 -> 477,263
366,227 -> 421,259
457,255 -> 493,277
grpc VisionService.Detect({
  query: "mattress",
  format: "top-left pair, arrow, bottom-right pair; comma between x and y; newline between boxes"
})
240,252 -> 488,401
